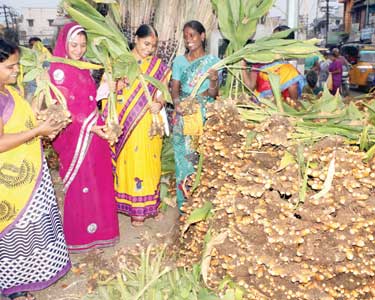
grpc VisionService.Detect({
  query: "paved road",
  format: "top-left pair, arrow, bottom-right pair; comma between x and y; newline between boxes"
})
349,89 -> 368,98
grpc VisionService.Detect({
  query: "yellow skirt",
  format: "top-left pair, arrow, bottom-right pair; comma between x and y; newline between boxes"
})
114,111 -> 162,217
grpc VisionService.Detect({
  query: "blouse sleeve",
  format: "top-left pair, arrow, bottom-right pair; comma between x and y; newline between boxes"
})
0,99 -> 6,118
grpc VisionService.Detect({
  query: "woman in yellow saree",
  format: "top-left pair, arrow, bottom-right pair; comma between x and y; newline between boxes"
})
0,39 -> 70,300
110,25 -> 171,226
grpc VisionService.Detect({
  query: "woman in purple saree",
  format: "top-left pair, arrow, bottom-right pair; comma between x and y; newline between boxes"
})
49,22 -> 119,252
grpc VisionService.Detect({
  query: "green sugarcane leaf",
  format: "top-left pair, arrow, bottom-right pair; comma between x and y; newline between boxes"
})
103,39 -> 130,62
48,57 -> 103,70
256,38 -> 297,48
65,3 -> 116,38
65,0 -> 104,21
360,126 -> 369,151
242,0 -> 253,13
33,81 -> 46,96
244,51 -> 281,63
109,2 -> 122,26
229,0 -> 241,25
211,0 -> 219,11
44,86 -> 54,107
112,60 -> 139,84
249,0 -> 274,20
181,201 -> 213,236
365,144 -> 375,162
304,38 -> 323,45
20,45 -> 34,56
267,28 -> 297,40
103,15 -> 128,44
277,151 -> 296,172
92,0 -> 116,3
143,74 -> 172,103
239,109 -> 267,122
114,51 -> 137,63
215,0 -> 236,41
259,97 -> 278,110
311,85 -> 342,113
23,68 -> 41,82
272,44 -> 321,55
20,58 -> 36,67
90,42 -> 107,66
187,201 -> 213,224
236,19 -> 258,46
268,72 -> 283,112
345,102 -> 363,120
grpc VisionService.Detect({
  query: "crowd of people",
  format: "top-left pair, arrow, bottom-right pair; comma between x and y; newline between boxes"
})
0,17 -> 352,299
303,47 -> 351,97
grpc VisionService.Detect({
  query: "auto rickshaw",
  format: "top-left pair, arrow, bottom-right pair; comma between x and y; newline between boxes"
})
341,44 -> 375,91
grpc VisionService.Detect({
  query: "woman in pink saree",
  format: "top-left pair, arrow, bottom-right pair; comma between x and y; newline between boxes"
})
49,22 -> 119,252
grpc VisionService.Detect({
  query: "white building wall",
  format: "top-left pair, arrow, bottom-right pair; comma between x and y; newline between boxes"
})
18,7 -> 58,46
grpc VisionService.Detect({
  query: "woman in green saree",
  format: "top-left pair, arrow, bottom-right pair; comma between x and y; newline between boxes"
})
171,20 -> 220,210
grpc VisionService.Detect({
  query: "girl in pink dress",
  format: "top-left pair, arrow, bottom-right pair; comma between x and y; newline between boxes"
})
49,22 -> 119,252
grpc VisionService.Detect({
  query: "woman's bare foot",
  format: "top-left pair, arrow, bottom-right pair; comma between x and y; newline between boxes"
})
131,217 -> 145,227
153,212 -> 164,222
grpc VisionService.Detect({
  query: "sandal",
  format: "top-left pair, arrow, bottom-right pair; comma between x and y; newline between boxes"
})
131,216 -> 145,227
8,291 -> 35,300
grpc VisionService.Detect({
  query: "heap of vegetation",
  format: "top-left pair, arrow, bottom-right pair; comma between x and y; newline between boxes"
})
178,90 -> 375,299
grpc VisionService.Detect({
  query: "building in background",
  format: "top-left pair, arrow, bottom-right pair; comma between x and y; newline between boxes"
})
310,0 -> 345,45
339,0 -> 375,43
18,7 -> 58,46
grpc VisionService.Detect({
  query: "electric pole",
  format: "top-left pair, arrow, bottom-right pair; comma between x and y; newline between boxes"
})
2,5 -> 9,29
287,0 -> 299,35
0,5 -> 19,43
325,0 -> 329,46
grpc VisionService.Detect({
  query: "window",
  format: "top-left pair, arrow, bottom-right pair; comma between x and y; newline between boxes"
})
359,51 -> 375,63
27,19 -> 34,27
48,19 -> 54,26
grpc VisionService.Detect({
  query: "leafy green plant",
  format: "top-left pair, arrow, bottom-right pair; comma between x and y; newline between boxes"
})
182,201 -> 213,235
83,245 -> 220,300
20,41 -> 101,111
211,0 -> 275,55
190,29 -> 322,99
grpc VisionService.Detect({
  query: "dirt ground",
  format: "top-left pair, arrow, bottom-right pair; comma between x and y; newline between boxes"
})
33,170 -> 180,300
